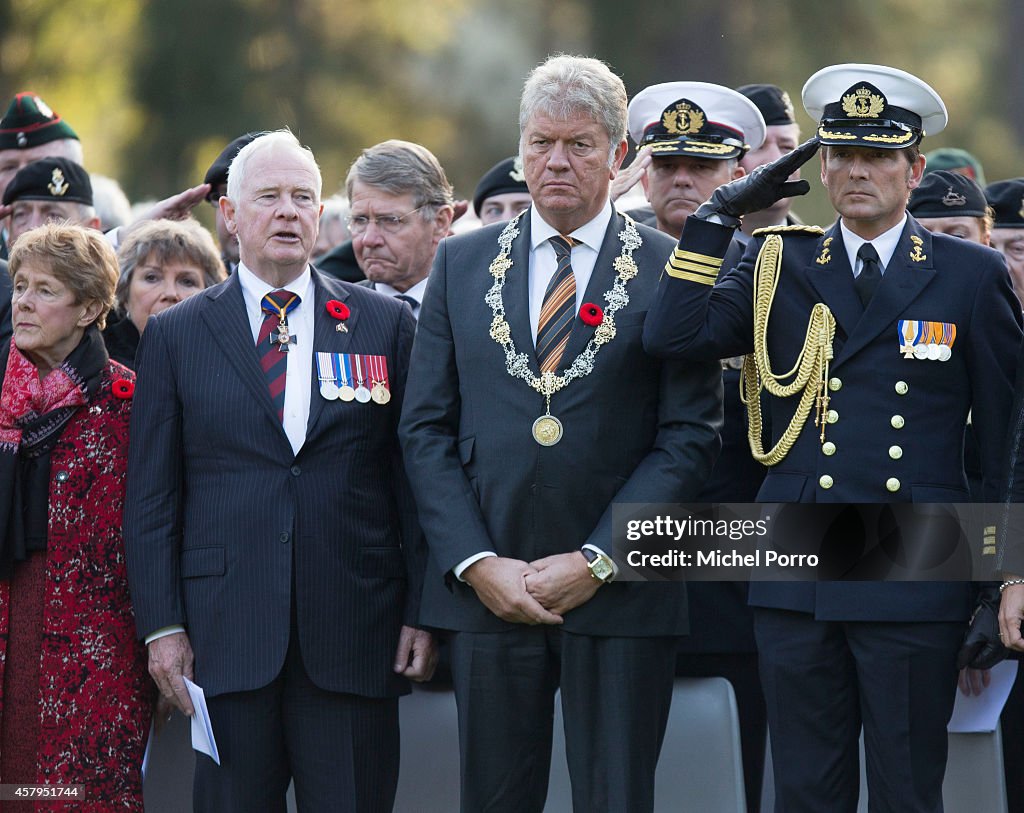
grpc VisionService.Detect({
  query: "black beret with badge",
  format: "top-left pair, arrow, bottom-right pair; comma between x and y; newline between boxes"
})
628,81 -> 766,160
803,63 -> 947,149
985,179 -> 1024,228
472,156 -> 529,217
203,132 -> 261,201
908,170 -> 988,219
0,92 -> 79,151
736,84 -> 797,126
3,157 -> 92,206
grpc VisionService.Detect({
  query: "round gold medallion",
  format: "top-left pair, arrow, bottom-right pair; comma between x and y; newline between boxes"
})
338,386 -> 356,403
532,415 -> 563,446
371,383 -> 391,405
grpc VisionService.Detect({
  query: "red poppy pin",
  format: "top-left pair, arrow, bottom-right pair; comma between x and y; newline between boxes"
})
579,302 -> 604,327
112,379 -> 135,399
327,299 -> 350,332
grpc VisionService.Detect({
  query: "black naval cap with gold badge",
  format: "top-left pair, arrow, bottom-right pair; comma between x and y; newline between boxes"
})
0,92 -> 79,151
985,179 -> 1024,228
628,81 -> 766,160
802,64 -> 947,149
472,156 -> 529,217
3,157 -> 92,206
908,170 -> 988,219
736,84 -> 797,126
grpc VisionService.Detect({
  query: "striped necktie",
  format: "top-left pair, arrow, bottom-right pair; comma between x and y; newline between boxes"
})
537,235 -> 577,373
257,289 -> 300,422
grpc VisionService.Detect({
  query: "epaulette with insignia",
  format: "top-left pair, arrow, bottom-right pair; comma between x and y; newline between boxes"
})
751,224 -> 826,237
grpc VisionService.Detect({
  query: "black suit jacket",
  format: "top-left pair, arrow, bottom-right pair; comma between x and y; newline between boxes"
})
644,216 -> 1022,621
316,240 -> 365,283
0,262 -> 11,346
124,269 -> 425,699
400,209 -> 723,637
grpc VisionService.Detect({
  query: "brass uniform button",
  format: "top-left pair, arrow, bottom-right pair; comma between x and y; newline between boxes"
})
826,409 -> 839,424
895,381 -> 909,395
822,442 -> 837,456
819,475 -> 834,489
886,478 -> 901,492
891,415 -> 905,429
828,377 -> 843,392
889,446 -> 903,460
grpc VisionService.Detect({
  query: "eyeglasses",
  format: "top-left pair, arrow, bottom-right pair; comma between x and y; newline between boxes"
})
347,204 -> 432,235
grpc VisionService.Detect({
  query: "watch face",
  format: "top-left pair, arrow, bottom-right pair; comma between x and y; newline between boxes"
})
590,557 -> 614,582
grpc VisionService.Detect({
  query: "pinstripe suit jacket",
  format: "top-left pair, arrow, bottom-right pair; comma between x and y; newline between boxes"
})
124,269 -> 424,699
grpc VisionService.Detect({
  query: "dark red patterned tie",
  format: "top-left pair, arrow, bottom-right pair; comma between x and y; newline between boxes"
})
257,289 -> 300,422
537,235 -> 577,373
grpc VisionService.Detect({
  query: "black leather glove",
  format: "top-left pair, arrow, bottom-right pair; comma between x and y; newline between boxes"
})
693,136 -> 821,227
957,584 -> 1009,670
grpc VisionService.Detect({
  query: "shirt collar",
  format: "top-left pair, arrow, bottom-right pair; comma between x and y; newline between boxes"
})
237,262 -> 312,304
374,277 -> 427,303
840,214 -> 907,271
530,201 -> 613,252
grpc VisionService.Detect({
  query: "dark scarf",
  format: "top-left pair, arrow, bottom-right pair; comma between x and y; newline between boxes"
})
0,326 -> 107,577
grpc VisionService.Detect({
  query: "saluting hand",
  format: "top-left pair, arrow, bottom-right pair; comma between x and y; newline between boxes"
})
610,147 -> 652,203
694,136 -> 820,226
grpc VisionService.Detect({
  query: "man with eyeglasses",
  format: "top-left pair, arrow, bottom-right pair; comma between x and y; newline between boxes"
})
345,140 -> 454,320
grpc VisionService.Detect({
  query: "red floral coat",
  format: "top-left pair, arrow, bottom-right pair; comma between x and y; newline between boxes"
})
0,362 -> 152,811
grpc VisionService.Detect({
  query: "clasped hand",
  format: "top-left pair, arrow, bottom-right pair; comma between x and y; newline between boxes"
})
464,553 -> 601,625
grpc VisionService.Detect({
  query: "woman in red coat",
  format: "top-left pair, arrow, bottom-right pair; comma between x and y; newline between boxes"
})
0,223 -> 151,810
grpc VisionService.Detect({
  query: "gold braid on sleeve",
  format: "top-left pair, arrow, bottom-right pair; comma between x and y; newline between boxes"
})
740,233 -> 836,466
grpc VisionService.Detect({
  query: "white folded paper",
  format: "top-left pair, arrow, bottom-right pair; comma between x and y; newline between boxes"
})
184,676 -> 221,765
948,660 -> 1019,733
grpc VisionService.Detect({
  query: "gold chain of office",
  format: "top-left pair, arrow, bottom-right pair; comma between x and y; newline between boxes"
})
740,233 -> 836,465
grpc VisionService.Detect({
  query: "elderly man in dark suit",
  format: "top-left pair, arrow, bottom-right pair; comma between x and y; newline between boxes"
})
400,55 -> 723,813
124,130 -> 435,812
644,64 -> 1022,813
346,139 -> 455,320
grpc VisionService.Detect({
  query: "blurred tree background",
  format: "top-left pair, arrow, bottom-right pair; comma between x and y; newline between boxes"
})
0,0 -> 1019,225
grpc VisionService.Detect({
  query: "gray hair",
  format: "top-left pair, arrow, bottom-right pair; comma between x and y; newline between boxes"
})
226,129 -> 322,202
115,218 -> 226,311
519,54 -> 628,160
90,174 -> 132,230
345,140 -> 454,216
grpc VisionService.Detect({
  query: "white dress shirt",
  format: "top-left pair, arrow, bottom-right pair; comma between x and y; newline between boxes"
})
374,277 -> 428,319
237,262 -> 315,457
841,215 -> 906,277
528,202 -> 613,344
455,202 -> 618,581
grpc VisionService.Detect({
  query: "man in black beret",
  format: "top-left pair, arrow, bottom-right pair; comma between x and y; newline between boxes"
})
986,178 -> 1024,308
909,169 -> 991,243
203,132 -> 259,273
0,154 -> 96,345
0,93 -> 83,202
736,83 -> 803,240
3,157 -> 98,248
472,156 -> 531,226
